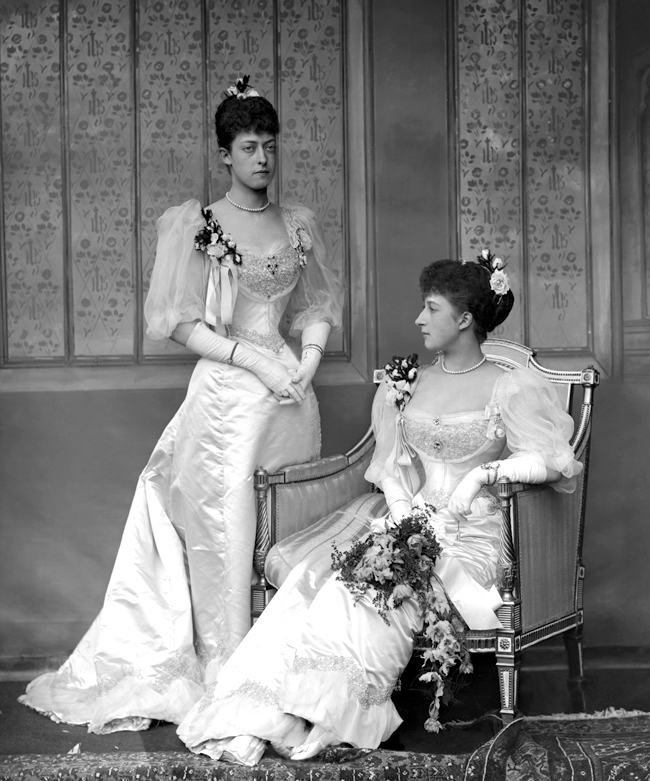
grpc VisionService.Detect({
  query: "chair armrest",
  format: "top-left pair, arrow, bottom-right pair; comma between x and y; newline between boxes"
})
497,475 -> 586,632
253,428 -> 376,576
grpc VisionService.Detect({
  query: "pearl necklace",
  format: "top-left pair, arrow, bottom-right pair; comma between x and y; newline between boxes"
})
226,191 -> 270,212
440,354 -> 487,374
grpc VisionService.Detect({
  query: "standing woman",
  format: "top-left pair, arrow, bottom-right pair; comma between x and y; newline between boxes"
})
19,78 -> 341,734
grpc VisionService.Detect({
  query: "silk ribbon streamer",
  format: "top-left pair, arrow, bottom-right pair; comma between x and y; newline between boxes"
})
205,258 -> 239,326
386,416 -> 420,497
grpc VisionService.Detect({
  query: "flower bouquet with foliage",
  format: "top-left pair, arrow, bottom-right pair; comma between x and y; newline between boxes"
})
331,504 -> 472,732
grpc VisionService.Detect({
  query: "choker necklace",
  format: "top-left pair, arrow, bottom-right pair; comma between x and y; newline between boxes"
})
226,191 -> 270,212
440,354 -> 487,374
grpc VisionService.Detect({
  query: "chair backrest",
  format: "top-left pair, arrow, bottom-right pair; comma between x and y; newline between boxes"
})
482,338 -> 599,460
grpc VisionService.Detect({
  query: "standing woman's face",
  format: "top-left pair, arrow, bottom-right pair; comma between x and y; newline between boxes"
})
220,131 -> 277,191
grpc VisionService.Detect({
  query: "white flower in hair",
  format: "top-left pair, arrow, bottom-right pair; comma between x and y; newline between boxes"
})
490,268 -> 510,296
477,248 -> 511,298
226,75 -> 260,100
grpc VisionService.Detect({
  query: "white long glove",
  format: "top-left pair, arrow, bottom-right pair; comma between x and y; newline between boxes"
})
291,321 -> 331,393
186,322 -> 304,403
447,455 -> 551,523
369,476 -> 412,532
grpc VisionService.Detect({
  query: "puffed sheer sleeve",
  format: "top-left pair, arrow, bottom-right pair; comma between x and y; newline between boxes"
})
496,367 -> 583,493
365,381 -> 421,497
144,199 -> 209,340
284,204 -> 343,335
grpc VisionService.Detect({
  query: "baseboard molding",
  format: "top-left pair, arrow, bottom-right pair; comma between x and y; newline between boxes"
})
523,645 -> 650,670
0,654 -> 69,680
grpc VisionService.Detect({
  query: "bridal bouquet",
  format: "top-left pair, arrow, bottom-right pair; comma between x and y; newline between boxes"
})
331,504 -> 472,732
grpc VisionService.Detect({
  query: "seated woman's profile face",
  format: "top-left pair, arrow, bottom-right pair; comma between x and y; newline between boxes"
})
415,292 -> 467,353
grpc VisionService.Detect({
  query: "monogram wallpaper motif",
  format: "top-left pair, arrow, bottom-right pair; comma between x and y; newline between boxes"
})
457,0 -> 589,350
139,0 -> 206,357
67,0 -> 135,357
457,0 -> 523,342
1,2 -> 66,360
1,0 -> 345,363
279,0 -> 343,273
208,0 -> 275,205
524,0 -> 587,348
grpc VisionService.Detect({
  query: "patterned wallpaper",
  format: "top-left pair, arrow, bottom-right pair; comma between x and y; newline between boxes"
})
457,0 -> 589,350
2,0 -> 593,363
1,0 -> 345,363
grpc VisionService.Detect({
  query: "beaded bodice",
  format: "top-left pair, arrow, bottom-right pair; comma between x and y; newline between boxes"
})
222,207 -> 306,353
402,416 -> 491,462
237,246 -> 303,302
401,409 -> 507,511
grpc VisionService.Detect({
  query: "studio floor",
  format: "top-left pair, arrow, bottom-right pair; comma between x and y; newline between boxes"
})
1,646 -> 649,757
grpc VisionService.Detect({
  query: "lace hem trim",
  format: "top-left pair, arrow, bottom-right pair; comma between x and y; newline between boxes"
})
228,325 -> 286,354
197,678 -> 281,714
291,655 -> 397,709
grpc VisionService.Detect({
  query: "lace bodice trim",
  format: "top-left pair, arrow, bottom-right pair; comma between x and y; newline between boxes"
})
236,246 -> 303,301
231,206 -> 307,301
402,416 -> 490,461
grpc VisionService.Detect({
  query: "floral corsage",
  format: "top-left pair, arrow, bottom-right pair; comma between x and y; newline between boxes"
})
331,504 -> 472,732
383,354 -> 419,411
194,208 -> 242,266
477,248 -> 510,297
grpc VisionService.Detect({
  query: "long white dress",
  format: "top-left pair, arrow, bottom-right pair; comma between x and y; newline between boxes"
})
176,363 -> 583,765
19,200 -> 341,734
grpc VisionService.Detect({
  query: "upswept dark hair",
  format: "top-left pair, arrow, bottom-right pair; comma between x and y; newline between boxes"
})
419,259 -> 515,343
215,95 -> 280,150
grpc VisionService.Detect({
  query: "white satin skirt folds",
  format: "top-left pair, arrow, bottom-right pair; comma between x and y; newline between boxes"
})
19,343 -> 320,733
177,543 -> 422,765
177,494 -> 503,765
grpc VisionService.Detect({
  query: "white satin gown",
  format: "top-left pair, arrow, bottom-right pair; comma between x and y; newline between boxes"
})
19,201 -> 341,734
176,365 -> 582,764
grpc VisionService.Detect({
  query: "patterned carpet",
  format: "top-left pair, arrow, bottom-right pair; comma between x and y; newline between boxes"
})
3,712 -> 650,781
507,710 -> 650,781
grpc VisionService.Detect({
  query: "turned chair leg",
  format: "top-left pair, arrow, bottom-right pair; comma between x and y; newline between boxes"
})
563,624 -> 584,681
564,624 -> 587,713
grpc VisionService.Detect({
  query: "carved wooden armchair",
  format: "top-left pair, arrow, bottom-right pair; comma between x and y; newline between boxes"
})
251,338 -> 599,722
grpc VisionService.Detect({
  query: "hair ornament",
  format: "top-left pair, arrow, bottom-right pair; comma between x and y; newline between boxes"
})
477,248 -> 510,298
225,75 -> 260,100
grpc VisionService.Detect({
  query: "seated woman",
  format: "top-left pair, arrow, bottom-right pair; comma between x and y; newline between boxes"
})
176,255 -> 582,765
